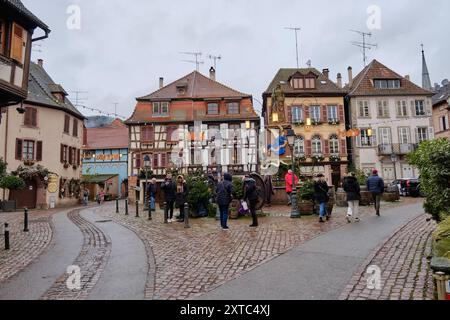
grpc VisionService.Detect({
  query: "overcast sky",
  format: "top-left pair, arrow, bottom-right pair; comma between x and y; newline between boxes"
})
23,0 -> 449,119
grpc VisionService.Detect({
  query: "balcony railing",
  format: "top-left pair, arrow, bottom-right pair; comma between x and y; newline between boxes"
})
378,143 -> 418,156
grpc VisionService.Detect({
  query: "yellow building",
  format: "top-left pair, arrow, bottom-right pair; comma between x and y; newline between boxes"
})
262,68 -> 348,188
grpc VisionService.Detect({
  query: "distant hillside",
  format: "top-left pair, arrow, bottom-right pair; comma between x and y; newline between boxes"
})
84,116 -> 115,128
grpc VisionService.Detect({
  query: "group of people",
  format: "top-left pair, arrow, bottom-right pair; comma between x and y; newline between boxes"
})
153,174 -> 188,223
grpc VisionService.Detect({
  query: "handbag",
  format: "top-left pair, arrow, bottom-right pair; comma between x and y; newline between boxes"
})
241,200 -> 249,211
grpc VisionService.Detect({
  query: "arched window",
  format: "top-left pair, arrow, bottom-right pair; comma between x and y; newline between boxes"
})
294,136 -> 305,156
329,134 -> 340,155
312,135 -> 322,155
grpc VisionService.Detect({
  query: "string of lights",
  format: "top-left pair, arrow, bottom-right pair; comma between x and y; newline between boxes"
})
75,104 -> 127,120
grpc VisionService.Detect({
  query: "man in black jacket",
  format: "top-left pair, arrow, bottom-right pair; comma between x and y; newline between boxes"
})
216,172 -> 233,230
161,174 -> 176,222
243,175 -> 259,227
314,174 -> 330,223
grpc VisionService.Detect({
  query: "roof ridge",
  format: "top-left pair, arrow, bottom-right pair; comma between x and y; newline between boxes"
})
136,71 -> 197,100
193,70 -> 251,97
348,60 -> 374,96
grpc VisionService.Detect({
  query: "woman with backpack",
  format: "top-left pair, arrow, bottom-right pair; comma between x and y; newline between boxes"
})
216,172 -> 233,230
343,172 -> 361,223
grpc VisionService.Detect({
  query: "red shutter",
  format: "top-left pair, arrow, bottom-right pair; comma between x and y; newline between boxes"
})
161,153 -> 167,168
68,147 -> 73,164
324,139 -> 329,155
339,105 -> 345,122
36,141 -> 42,161
304,106 -> 310,120
322,105 -> 328,122
167,126 -> 175,142
31,109 -> 37,127
153,153 -> 158,167
287,106 -> 292,124
64,115 -> 70,133
73,119 -> 78,136
341,139 -> 347,156
136,153 -> 141,168
60,144 -> 64,163
305,140 -> 312,156
16,139 -> 23,160
77,149 -> 80,166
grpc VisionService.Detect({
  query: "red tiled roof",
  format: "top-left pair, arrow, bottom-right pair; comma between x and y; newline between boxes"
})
84,125 -> 129,150
346,60 -> 433,97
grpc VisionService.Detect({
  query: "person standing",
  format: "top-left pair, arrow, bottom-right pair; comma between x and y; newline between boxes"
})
147,178 -> 157,212
243,175 -> 259,227
343,172 -> 361,223
285,169 -> 299,206
161,174 -> 176,222
83,188 -> 89,206
264,175 -> 275,207
216,173 -> 233,230
367,169 -> 384,216
314,174 -> 330,223
175,175 -> 188,222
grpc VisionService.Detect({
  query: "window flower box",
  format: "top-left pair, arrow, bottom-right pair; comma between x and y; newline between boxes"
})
311,119 -> 322,126
63,162 -> 70,169
293,120 -> 305,126
329,155 -> 341,162
311,155 -> 325,162
328,119 -> 340,125
23,160 -> 35,166
72,164 -> 78,170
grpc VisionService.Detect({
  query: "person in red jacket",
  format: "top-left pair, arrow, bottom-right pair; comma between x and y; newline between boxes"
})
285,169 -> 299,206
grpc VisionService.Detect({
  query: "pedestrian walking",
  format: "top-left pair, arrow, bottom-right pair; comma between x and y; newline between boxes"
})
264,175 -> 275,207
243,175 -> 259,227
161,174 -> 176,222
343,172 -> 361,223
285,169 -> 299,206
216,172 -> 233,230
314,174 -> 330,223
175,175 -> 188,222
83,188 -> 89,206
367,169 -> 384,216
147,178 -> 157,212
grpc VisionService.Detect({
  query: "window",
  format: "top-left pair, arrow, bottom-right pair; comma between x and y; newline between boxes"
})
166,126 -> 177,142
292,78 -> 304,89
416,127 -> 428,143
439,115 -> 449,132
312,136 -> 322,154
207,103 -> 219,115
22,140 -> 34,160
64,115 -> 70,133
161,102 -> 169,115
327,105 -> 338,121
415,100 -> 426,116
379,127 -> 392,145
329,135 -> 339,155
24,107 -> 37,127
294,136 -> 305,156
360,129 -> 373,147
73,119 -> 78,137
208,125 -> 220,139
11,23 -> 24,62
396,100 -> 408,117
152,102 -> 160,114
291,77 -> 315,89
374,79 -> 400,89
292,106 -> 303,122
305,78 -> 315,89
377,101 -> 389,117
310,105 -> 321,122
227,102 -> 239,114
399,127 -> 410,144
0,19 -> 5,55
358,101 -> 370,118
152,102 -> 169,116
141,126 -> 155,141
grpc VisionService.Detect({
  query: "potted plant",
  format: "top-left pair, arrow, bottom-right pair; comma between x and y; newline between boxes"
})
312,119 -> 322,126
186,173 -> 212,218
328,119 -> 340,125
0,175 -> 25,212
230,177 -> 245,219
297,179 -> 315,215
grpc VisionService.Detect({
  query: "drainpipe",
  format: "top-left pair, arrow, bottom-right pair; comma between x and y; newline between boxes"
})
2,107 -> 9,200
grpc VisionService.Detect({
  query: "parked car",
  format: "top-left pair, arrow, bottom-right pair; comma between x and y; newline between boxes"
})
391,178 -> 422,197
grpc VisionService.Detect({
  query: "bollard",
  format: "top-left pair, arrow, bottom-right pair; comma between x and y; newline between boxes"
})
148,199 -> 152,220
184,202 -> 190,228
163,202 -> 168,224
4,223 -> 9,250
125,199 -> 129,215
135,200 -> 139,217
24,208 -> 29,232
116,198 -> 119,213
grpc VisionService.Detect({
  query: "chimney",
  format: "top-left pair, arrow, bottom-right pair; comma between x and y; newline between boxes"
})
159,77 -> 164,89
209,67 -> 216,81
348,66 -> 353,86
322,68 -> 330,79
405,75 -> 410,81
37,59 -> 43,67
337,73 -> 342,89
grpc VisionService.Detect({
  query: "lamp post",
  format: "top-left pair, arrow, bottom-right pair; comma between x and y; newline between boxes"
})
143,155 -> 151,210
286,129 -> 300,218
390,153 -> 398,180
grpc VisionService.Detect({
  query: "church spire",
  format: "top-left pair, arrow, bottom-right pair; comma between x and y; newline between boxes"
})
421,44 -> 432,91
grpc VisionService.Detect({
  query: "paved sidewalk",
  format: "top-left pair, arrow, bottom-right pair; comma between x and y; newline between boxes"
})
339,214 -> 436,300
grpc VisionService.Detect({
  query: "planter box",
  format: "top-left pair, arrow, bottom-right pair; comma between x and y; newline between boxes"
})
298,201 -> 314,215
382,192 -> 399,202
2,200 -> 16,212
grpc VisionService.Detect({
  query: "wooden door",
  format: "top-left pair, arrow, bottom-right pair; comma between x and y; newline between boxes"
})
10,179 -> 37,209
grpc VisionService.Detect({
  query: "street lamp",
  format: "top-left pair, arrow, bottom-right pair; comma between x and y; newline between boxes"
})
390,153 -> 398,180
143,155 -> 151,209
286,129 -> 300,218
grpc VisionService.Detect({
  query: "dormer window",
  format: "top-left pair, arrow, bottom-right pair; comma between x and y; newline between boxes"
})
176,83 -> 188,95
291,77 -> 316,89
374,79 -> 401,89
152,101 -> 169,116
52,93 -> 65,103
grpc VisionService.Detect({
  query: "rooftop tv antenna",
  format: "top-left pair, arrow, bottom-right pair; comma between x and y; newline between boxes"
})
208,54 -> 222,70
350,29 -> 377,66
71,90 -> 88,107
112,102 -> 119,117
284,27 -> 301,68
306,59 -> 312,67
180,51 -> 204,71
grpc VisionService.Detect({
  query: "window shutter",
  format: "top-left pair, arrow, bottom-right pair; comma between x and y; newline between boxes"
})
167,126 -> 175,142
356,134 -> 361,148
161,153 -> 167,168
68,147 -> 72,165
304,106 -> 310,120
11,23 -> 24,62
24,108 -> 31,125
410,101 -> 415,116
321,105 -> 327,122
428,127 -> 435,140
426,100 -> 432,116
31,109 -> 37,126
287,106 -> 292,123
15,139 -> 23,160
36,141 -> 42,161
136,153 -> 141,168
324,139 -> 329,155
340,139 -> 347,156
60,144 -> 64,163
77,149 -> 80,166
338,105 -> 344,122
414,128 -> 419,144
153,153 -> 158,167
446,115 -> 450,130
371,130 -> 377,146
305,140 -> 312,156
73,119 -> 78,136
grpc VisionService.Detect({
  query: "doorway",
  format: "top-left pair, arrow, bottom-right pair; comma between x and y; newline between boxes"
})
331,164 -> 341,189
9,179 -> 37,209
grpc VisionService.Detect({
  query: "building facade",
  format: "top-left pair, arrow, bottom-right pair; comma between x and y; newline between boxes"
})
432,80 -> 450,139
262,68 -> 348,188
82,119 -> 129,198
0,0 -> 50,108
0,61 -> 84,209
346,60 -> 434,182
126,68 -> 260,203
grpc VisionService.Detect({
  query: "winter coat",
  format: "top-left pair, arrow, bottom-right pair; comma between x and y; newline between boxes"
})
216,176 -> 233,207
243,177 -> 258,204
161,179 -> 176,202
175,181 -> 188,207
285,172 -> 299,193
314,180 -> 330,203
367,174 -> 385,194
342,176 -> 361,201
147,183 -> 157,198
